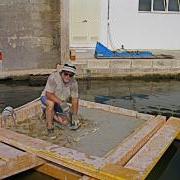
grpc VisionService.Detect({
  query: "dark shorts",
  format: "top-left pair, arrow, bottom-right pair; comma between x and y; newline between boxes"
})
40,96 -> 63,114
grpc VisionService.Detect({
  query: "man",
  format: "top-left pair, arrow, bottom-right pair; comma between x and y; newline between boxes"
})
41,62 -> 80,135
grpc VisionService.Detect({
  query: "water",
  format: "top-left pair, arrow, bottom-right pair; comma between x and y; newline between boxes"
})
2,80 -> 180,118
0,81 -> 43,111
79,80 -> 180,118
1,79 -> 180,179
6,170 -> 54,180
146,140 -> 180,180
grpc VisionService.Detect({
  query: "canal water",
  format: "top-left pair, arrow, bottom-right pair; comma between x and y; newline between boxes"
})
1,79 -> 180,179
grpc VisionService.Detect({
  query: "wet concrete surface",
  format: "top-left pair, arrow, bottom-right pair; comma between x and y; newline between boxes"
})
8,106 -> 145,157
75,107 -> 145,156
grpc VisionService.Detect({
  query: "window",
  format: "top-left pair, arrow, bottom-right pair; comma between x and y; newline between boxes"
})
153,0 -> 166,11
168,0 -> 179,11
139,0 -> 151,11
139,0 -> 180,12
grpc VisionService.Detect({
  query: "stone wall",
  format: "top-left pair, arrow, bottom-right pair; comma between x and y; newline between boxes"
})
0,0 -> 61,70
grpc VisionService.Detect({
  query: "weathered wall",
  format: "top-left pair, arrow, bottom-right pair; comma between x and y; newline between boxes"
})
0,0 -> 62,70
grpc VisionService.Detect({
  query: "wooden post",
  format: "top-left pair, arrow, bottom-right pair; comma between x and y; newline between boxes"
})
0,142 -> 44,179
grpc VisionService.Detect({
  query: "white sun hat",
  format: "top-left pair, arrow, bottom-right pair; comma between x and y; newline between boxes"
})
62,61 -> 76,74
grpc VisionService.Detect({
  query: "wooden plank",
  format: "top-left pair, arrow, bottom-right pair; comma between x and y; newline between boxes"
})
104,115 -> 165,166
0,142 -> 27,161
80,100 -> 154,120
0,143 -> 44,179
36,163 -> 82,180
125,118 -> 180,179
0,128 -> 103,167
76,165 -> 140,180
79,176 -> 94,180
101,164 -> 139,180
14,98 -> 41,123
0,128 -> 135,180
0,98 -> 41,128
173,117 -> 180,140
176,132 -> 180,140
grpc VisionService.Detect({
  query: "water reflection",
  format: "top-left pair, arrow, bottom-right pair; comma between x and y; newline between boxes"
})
0,81 -> 43,111
1,80 -> 180,118
79,80 -> 180,118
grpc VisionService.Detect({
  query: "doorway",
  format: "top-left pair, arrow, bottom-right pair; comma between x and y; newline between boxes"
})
69,0 -> 101,48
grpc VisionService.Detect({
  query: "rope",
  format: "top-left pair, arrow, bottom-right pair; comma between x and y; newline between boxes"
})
106,0 -> 122,51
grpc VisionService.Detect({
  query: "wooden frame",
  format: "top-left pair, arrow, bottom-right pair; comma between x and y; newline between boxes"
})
0,98 -> 180,179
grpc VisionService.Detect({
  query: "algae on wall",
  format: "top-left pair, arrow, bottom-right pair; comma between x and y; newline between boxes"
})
0,0 -> 62,70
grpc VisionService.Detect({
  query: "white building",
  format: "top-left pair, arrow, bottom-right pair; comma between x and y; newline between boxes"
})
69,0 -> 180,50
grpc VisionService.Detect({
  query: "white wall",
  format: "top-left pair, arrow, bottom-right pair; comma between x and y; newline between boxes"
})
100,0 -> 180,50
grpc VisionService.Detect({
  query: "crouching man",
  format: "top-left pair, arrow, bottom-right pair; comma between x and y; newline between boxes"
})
40,62 -> 80,135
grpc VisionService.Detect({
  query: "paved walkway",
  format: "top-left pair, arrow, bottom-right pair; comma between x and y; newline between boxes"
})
0,49 -> 180,80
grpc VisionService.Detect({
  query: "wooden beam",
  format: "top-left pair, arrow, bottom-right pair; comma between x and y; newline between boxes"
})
0,128 -> 136,180
79,99 -> 155,120
104,115 -> 165,166
125,118 -> 180,179
0,142 -> 44,179
176,132 -> 180,140
172,117 -> 180,140
36,163 -> 82,180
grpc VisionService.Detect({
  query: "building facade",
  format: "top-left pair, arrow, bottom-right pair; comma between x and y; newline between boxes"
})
70,0 -> 180,50
0,0 -> 179,70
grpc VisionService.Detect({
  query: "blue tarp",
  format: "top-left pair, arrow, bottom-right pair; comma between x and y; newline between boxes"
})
94,42 -> 154,59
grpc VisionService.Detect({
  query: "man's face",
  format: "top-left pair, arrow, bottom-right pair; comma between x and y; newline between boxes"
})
61,71 -> 74,83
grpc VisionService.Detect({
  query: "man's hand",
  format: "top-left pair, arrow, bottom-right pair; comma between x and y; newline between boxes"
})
61,102 -> 70,114
71,114 -> 80,126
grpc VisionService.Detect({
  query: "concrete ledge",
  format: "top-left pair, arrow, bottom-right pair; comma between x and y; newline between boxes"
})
132,59 -> 153,69
109,59 -> 131,69
87,60 -> 110,69
1,57 -> 180,80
